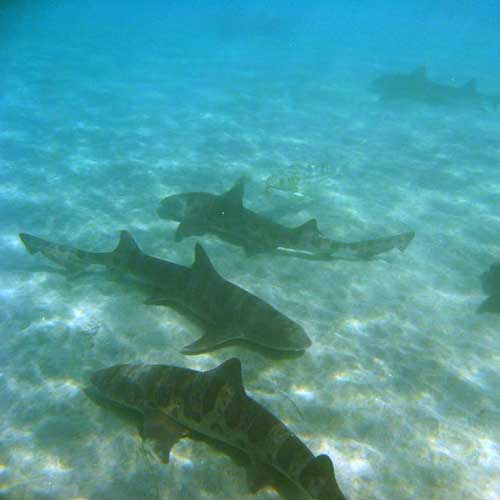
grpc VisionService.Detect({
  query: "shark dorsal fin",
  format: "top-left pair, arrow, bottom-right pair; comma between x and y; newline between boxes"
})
115,230 -> 141,254
221,177 -> 246,207
192,243 -> 220,278
412,66 -> 427,80
463,78 -> 477,94
211,358 -> 244,393
295,218 -> 320,237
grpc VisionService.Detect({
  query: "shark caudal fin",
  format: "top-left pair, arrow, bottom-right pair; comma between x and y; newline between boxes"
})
19,233 -> 51,254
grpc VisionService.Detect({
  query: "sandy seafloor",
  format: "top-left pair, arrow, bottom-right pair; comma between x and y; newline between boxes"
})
2,20 -> 500,500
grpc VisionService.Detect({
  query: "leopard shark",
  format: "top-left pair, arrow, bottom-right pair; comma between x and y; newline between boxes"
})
478,262 -> 500,313
19,231 -> 311,354
157,178 -> 414,259
371,66 -> 500,110
89,357 -> 347,499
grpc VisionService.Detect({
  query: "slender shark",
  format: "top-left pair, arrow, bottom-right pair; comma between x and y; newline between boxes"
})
89,357 -> 347,500
477,262 -> 500,313
19,231 -> 311,354
371,66 -> 500,110
157,178 -> 414,259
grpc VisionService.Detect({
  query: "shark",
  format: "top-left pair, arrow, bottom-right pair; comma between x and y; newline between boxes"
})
157,178 -> 414,259
477,262 -> 500,313
89,357 -> 347,500
19,231 -> 311,354
370,66 -> 500,110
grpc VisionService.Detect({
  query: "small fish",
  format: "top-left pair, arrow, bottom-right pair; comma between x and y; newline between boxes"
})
265,173 -> 302,195
89,358 -> 347,499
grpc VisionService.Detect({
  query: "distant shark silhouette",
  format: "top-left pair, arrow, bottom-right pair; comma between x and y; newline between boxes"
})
371,66 -> 500,110
89,358 -> 347,500
158,178 -> 414,259
478,262 -> 500,313
19,232 -> 311,354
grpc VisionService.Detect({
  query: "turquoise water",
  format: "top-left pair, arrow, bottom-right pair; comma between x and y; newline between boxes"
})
1,2 -> 499,499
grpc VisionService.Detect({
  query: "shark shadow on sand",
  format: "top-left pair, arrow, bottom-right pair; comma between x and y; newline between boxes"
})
158,178 -> 414,260
370,66 -> 500,110
477,262 -> 500,314
87,358 -> 347,500
19,232 -> 311,355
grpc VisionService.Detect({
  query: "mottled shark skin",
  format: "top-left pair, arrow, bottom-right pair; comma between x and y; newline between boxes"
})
478,262 -> 500,314
19,232 -> 311,354
89,358 -> 347,500
371,66 -> 500,110
158,179 -> 414,259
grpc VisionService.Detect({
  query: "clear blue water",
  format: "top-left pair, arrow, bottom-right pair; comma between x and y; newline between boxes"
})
1,2 -> 499,499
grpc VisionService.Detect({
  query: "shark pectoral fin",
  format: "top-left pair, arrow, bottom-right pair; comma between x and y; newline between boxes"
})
181,328 -> 238,355
246,459 -> 276,493
141,410 -> 189,464
175,220 -> 205,242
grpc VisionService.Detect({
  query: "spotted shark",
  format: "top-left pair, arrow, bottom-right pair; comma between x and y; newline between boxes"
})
477,262 -> 500,313
371,66 -> 500,110
89,357 -> 347,500
19,232 -> 311,354
157,178 -> 414,259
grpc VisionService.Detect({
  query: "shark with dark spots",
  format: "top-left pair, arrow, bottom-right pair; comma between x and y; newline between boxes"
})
158,179 -> 414,259
371,66 -> 500,110
19,232 -> 311,354
477,262 -> 500,314
89,358 -> 347,500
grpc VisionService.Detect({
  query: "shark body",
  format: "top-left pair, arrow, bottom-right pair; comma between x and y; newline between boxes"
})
158,179 -> 414,259
89,358 -> 347,499
371,66 -> 500,110
478,262 -> 500,314
19,232 -> 311,354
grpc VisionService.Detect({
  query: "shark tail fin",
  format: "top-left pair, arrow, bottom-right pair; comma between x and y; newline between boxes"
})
113,230 -> 141,255
19,233 -> 49,254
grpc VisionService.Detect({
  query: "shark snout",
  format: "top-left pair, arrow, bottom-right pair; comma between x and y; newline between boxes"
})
157,195 -> 187,222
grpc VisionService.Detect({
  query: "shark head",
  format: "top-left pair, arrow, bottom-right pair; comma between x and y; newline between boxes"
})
157,193 -> 193,222
90,364 -> 142,406
370,66 -> 429,101
90,364 -> 184,411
